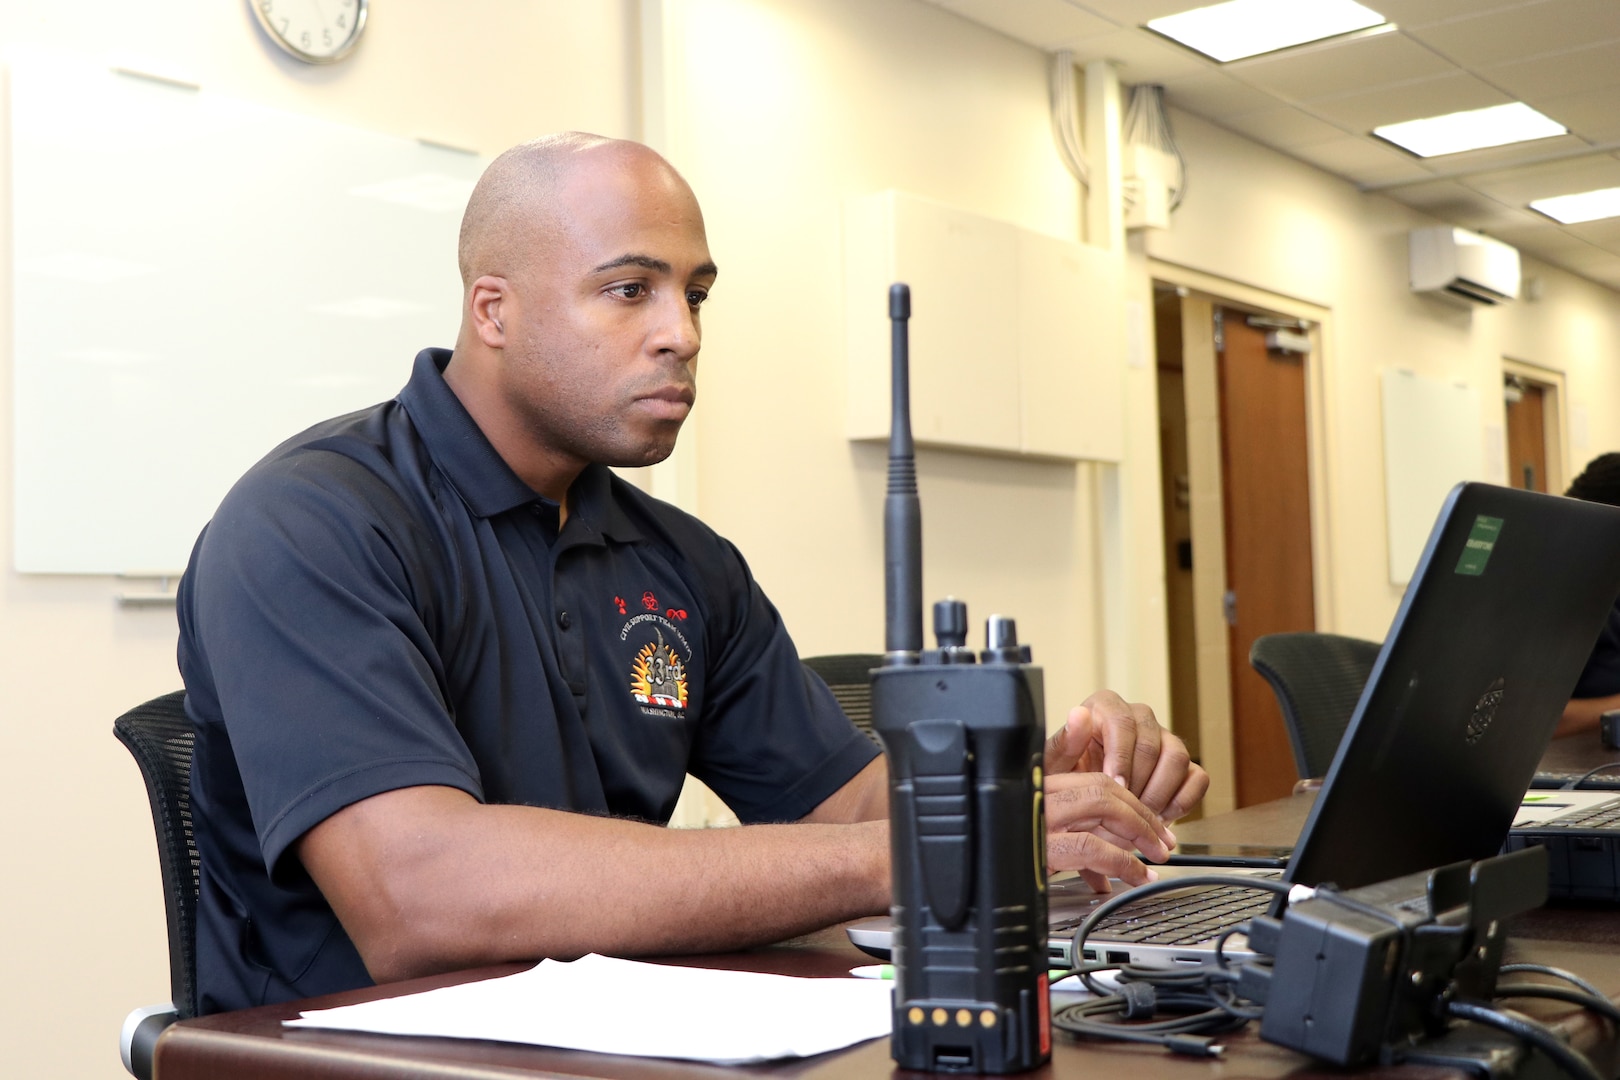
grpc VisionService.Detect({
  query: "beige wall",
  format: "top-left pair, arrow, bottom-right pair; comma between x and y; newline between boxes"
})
1148,108 -> 1620,640
0,2 -> 638,1077
3,2 -> 1619,1077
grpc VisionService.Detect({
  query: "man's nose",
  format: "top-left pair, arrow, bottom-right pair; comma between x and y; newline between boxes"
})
651,293 -> 700,360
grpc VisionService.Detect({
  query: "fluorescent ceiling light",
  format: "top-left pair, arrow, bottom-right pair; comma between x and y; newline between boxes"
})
1374,103 -> 1567,157
1530,187 -> 1620,224
1146,0 -> 1387,63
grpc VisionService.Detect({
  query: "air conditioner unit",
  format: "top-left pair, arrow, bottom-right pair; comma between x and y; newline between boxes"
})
1409,226 -> 1520,305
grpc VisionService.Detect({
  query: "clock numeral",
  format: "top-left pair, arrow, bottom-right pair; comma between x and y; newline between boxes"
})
279,18 -> 289,34
336,14 -> 347,29
323,29 -> 333,47
300,30 -> 311,48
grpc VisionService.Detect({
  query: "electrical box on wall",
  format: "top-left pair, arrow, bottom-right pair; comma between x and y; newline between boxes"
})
843,190 -> 1127,463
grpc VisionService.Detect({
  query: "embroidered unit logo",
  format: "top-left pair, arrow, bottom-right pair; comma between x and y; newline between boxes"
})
630,630 -> 688,711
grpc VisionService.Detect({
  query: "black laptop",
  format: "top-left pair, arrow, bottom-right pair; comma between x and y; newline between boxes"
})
848,482 -> 1620,968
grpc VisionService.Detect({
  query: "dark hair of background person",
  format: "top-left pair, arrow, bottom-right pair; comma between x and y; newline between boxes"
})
1565,452 -> 1620,508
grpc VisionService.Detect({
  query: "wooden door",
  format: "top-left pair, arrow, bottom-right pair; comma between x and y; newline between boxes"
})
1216,309 -> 1316,805
1505,381 -> 1548,493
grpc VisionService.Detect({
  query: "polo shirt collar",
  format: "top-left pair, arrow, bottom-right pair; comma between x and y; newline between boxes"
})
397,348 -> 644,544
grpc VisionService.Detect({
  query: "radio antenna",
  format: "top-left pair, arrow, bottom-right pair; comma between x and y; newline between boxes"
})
884,283 -> 923,662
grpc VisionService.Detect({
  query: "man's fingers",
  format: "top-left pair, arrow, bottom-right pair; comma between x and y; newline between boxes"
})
1044,772 -> 1174,859
1077,868 -> 1113,894
1043,705 -> 1092,775
1134,730 -> 1193,816
1080,690 -> 1143,790
1047,831 -> 1159,887
1156,764 -> 1211,825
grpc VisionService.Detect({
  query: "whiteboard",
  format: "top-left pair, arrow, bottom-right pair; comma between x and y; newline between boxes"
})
10,62 -> 490,573
1380,369 -> 1486,586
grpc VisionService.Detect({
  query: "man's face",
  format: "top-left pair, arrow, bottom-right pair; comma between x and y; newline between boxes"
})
495,150 -> 717,473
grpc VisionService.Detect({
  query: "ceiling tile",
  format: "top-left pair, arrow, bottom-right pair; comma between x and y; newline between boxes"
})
1536,88 -> 1620,144
1369,0 -> 1531,28
1226,30 -> 1458,102
1462,155 -> 1620,204
1066,0 -> 1212,24
927,0 -> 1120,49
1479,39 -> 1620,103
1216,106 -> 1352,149
1485,224 -> 1597,258
1382,180 -> 1534,230
1160,70 -> 1286,119
1061,27 -> 1212,83
1305,71 -> 1512,129
1288,136 -> 1437,185
1563,218 -> 1620,250
1404,0 -> 1620,68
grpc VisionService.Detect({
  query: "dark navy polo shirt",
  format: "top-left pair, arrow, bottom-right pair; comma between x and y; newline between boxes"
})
1573,597 -> 1620,699
177,348 -> 877,1015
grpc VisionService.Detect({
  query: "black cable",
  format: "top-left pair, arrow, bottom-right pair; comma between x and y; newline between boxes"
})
1444,1000 -> 1605,1080
1494,983 -> 1620,1025
1561,761 -> 1620,789
1499,963 -> 1608,1002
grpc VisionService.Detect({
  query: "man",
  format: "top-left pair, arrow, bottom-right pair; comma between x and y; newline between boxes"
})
1556,452 -> 1620,737
178,132 -> 1208,1014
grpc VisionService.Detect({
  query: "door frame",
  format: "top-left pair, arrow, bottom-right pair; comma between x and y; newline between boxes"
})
1149,259 -> 1336,814
1501,357 -> 1569,496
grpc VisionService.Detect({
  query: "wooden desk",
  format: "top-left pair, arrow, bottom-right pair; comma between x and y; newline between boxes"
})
154,797 -> 1620,1080
1533,732 -> 1620,790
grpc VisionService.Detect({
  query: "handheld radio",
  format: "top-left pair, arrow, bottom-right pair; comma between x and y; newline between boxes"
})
870,283 -> 1051,1073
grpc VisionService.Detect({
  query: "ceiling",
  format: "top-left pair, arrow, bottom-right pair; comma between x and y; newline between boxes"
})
923,0 -> 1620,291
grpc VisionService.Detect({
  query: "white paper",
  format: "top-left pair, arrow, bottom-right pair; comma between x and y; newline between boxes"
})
285,953 -> 893,1064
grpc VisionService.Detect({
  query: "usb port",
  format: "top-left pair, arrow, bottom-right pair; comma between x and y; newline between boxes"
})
1106,950 -> 1130,964
1081,949 -> 1097,961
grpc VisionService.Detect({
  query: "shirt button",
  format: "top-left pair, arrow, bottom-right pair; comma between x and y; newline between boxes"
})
557,610 -> 572,630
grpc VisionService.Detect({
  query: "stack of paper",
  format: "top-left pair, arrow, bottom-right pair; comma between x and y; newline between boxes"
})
285,953 -> 893,1064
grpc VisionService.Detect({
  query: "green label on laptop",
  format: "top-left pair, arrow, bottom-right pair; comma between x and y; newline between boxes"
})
1455,515 -> 1503,576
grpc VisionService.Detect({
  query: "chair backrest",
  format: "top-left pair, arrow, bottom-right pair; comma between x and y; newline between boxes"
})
801,653 -> 882,747
112,691 -> 199,1020
1249,632 -> 1382,780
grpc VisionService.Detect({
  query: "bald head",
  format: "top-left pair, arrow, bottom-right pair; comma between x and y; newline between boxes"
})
457,133 -> 691,289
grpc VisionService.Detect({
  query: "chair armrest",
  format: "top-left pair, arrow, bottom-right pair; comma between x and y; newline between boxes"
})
120,1003 -> 178,1079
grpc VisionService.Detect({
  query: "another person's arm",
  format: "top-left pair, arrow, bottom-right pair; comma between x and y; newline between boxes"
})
1556,693 -> 1620,738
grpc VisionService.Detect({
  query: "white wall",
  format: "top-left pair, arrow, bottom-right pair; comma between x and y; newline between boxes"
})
4,2 -> 1619,1077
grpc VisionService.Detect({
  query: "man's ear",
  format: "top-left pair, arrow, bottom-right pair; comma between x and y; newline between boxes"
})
469,276 -> 508,348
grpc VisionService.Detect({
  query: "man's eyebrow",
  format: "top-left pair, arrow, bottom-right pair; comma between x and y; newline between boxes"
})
591,253 -> 719,279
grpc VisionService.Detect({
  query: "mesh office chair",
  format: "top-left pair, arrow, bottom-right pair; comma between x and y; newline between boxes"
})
112,691 -> 198,1079
801,653 -> 883,747
1249,632 -> 1382,780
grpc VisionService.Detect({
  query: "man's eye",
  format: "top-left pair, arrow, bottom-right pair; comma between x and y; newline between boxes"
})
686,290 -> 709,308
611,283 -> 646,299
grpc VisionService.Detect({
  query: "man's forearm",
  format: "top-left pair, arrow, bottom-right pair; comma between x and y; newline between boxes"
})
298,786 -> 891,985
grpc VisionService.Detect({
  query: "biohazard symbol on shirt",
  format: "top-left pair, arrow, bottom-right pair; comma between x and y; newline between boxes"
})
630,630 -> 688,711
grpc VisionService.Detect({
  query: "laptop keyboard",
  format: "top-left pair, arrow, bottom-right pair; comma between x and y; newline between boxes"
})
1055,875 -> 1280,946
1536,798 -> 1620,829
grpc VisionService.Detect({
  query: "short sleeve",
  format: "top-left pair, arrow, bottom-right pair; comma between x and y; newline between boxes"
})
181,451 -> 483,877
682,537 -> 879,822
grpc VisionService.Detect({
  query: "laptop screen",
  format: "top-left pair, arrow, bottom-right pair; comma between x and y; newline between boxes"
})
1283,482 -> 1620,892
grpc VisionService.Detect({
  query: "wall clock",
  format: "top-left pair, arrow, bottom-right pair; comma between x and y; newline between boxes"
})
250,0 -> 368,64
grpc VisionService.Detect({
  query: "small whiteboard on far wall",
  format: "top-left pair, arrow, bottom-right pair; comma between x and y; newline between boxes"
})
1381,369 -> 1486,586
